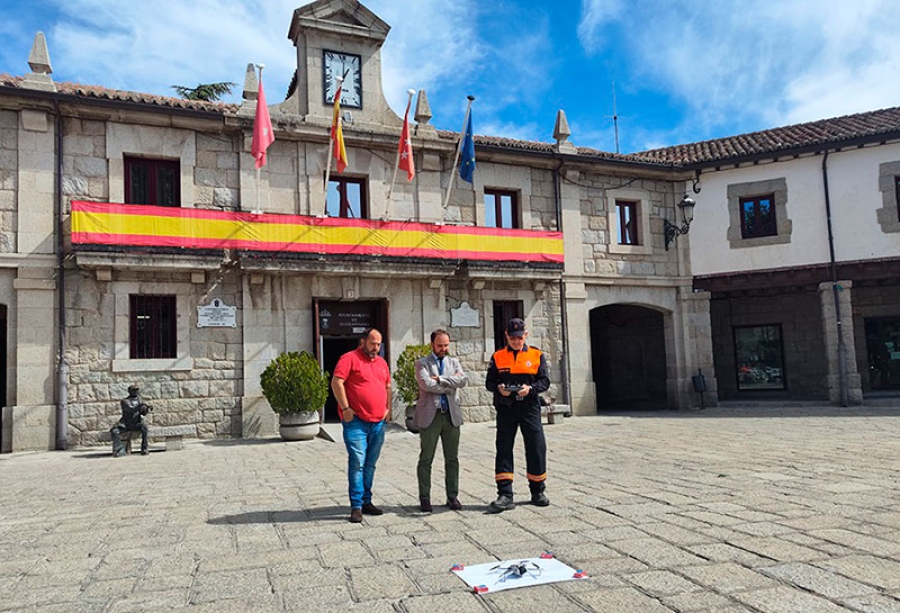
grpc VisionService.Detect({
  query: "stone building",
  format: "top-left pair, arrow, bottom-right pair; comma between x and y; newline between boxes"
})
643,111 -> 900,405
1,0 -> 714,452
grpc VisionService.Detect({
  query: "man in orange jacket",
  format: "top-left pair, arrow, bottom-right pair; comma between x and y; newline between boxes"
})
484,318 -> 550,513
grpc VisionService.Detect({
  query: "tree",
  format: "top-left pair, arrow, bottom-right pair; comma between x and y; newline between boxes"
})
171,82 -> 235,102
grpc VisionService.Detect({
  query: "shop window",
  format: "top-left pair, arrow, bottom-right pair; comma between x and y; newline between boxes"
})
615,200 -> 639,245
733,324 -> 786,391
130,295 -> 177,359
492,300 -> 523,351
865,317 -> 900,390
125,156 -> 180,206
740,195 -> 777,239
326,176 -> 367,218
485,189 -> 519,229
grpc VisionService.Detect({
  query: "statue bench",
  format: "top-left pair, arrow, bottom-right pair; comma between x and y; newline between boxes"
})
100,424 -> 197,453
542,404 -> 570,425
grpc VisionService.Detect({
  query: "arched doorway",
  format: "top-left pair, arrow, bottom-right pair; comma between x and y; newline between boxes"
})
590,304 -> 667,410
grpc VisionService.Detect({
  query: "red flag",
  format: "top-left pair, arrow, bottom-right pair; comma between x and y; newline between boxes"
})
397,96 -> 415,182
331,85 -> 348,173
251,77 -> 275,169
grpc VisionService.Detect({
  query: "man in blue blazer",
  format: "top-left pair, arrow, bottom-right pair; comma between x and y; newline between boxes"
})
414,328 -> 468,512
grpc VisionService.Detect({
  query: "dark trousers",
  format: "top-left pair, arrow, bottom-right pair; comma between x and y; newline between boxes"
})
417,410 -> 460,499
110,423 -> 148,454
494,401 -> 547,497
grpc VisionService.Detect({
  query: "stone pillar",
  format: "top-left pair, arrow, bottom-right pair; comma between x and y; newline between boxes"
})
557,167 -> 594,415
564,282 -> 595,415
240,274 -> 280,438
819,280 -> 863,405
11,271 -> 57,451
8,106 -> 58,451
681,288 -> 718,408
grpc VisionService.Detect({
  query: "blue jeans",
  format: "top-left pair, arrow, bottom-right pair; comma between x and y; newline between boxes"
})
342,417 -> 385,508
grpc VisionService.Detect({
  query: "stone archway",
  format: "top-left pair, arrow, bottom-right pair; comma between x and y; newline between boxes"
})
590,304 -> 667,410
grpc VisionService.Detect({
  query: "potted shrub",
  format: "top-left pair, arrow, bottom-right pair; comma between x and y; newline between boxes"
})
394,343 -> 431,433
260,351 -> 330,441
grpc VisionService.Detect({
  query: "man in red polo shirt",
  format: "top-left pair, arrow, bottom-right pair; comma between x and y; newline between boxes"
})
331,328 -> 392,523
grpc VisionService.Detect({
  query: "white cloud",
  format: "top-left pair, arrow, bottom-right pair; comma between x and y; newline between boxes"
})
577,0 -> 900,142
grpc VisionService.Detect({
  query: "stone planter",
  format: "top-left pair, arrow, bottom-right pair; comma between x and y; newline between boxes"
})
278,411 -> 320,441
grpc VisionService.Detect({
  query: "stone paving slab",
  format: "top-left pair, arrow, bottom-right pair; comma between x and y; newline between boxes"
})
2,404 -> 900,611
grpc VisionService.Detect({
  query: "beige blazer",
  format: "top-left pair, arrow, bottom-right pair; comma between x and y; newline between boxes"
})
413,354 -> 468,429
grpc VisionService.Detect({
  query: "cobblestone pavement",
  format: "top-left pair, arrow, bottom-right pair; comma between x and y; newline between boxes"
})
2,404 -> 900,612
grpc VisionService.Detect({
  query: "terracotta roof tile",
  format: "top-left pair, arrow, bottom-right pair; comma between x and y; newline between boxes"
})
639,106 -> 900,165
436,129 -> 669,166
0,73 -> 238,113
4,73 -> 900,168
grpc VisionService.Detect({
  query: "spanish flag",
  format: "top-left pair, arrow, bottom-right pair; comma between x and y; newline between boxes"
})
331,85 -> 348,173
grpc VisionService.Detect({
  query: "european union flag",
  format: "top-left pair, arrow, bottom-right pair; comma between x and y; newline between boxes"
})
458,111 -> 475,183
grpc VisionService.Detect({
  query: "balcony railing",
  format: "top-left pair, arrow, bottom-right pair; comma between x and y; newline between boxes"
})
70,201 -> 564,266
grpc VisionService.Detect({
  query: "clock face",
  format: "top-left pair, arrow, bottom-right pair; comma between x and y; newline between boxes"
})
323,50 -> 362,109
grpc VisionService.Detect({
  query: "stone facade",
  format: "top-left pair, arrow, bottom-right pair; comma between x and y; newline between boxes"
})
0,0 -> 716,452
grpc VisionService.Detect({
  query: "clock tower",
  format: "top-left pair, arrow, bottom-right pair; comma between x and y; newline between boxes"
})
283,0 -> 400,129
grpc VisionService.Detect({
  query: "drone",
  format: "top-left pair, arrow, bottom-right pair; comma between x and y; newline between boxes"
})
488,560 -> 543,584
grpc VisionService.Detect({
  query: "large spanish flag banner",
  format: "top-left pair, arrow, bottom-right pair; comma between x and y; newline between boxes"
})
71,201 -> 564,265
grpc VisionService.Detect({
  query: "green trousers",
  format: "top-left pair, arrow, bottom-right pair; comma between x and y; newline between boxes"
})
416,411 -> 460,499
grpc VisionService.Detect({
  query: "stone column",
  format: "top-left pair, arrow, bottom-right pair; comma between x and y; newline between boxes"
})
557,167 -> 595,415
679,288 -> 718,408
8,108 -> 58,451
819,280 -> 862,405
564,282 -> 595,415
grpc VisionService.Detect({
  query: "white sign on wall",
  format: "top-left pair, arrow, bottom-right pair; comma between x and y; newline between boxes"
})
451,301 -> 480,328
198,298 -> 236,328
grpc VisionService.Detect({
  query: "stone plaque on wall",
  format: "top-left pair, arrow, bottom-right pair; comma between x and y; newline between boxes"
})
451,301 -> 480,327
198,298 -> 236,328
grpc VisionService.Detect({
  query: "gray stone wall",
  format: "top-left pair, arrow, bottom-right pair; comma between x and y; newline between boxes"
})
65,269 -> 244,445
441,279 -> 563,423
710,290 -> 827,399
0,110 -> 17,252
578,175 -> 673,277
62,118 -> 108,204
195,133 -> 240,209
528,167 -> 558,230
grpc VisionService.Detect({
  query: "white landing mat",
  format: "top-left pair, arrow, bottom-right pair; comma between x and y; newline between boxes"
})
451,554 -> 587,594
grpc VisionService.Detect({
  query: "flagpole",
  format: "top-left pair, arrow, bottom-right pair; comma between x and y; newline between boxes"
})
387,89 -> 415,201
323,76 -> 344,216
442,95 -> 475,209
253,64 -> 265,215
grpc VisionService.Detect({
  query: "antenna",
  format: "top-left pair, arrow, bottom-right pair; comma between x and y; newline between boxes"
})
604,81 -> 620,154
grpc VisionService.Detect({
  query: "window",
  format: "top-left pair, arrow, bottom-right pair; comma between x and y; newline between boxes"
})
130,295 -> 177,359
485,189 -> 519,229
492,300 -> 523,351
125,156 -> 180,207
733,325 -> 785,391
740,195 -> 776,239
615,200 -> 638,245
895,176 -> 900,221
326,176 -> 367,218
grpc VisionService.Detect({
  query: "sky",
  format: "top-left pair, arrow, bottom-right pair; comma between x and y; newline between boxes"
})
1,0 -> 898,154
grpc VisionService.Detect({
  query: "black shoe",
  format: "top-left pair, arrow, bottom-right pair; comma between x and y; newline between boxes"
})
447,497 -> 462,511
531,492 -> 550,507
487,494 -> 514,513
419,498 -> 433,513
113,450 -> 126,458
361,502 -> 384,516
349,508 -> 363,523
140,450 -> 149,456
